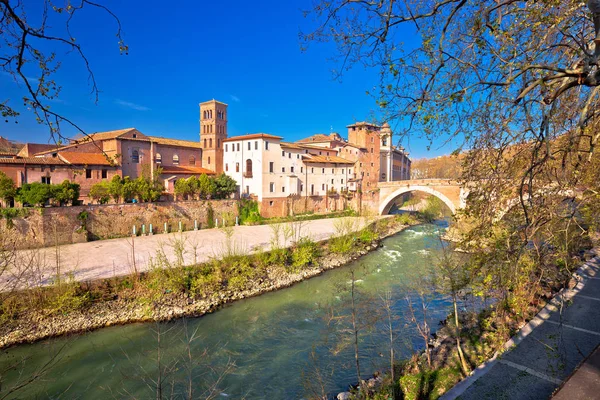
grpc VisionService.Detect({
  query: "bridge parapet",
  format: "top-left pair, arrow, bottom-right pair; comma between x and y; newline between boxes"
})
377,179 -> 467,215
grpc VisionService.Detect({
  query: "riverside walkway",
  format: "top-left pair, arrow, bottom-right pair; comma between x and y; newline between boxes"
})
5,217 -> 371,289
442,250 -> 600,400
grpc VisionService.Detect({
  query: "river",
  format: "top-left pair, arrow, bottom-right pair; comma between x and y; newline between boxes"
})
1,221 -> 455,399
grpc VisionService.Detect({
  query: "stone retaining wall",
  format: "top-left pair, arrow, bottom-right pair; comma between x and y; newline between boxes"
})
2,200 -> 238,248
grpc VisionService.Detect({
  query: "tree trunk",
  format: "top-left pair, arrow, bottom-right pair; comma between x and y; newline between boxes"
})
454,297 -> 470,376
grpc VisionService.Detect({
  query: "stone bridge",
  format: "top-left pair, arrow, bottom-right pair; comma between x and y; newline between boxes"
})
377,179 -> 468,215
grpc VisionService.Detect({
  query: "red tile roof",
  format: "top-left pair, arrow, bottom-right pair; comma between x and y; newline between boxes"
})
160,166 -> 216,175
223,133 -> 282,142
148,136 -> 202,149
302,155 -> 355,164
0,157 -> 67,165
57,152 -> 116,166
296,133 -> 345,143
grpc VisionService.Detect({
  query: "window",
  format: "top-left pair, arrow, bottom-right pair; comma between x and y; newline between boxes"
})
237,143 -> 240,151
173,154 -> 180,164
301,167 -> 303,173
204,139 -> 207,148
269,201 -> 274,206
297,154 -> 299,159
382,138 -> 387,146
131,149 -> 140,163
311,168 -> 314,173
41,176 -> 51,184
245,159 -> 253,177
282,167 -> 285,173
288,153 -> 291,159
236,162 -> 240,172
189,156 -> 196,166
225,144 -> 228,152
331,179 -> 334,184
225,163 -> 229,172
300,184 -> 304,192
322,168 -> 325,173
248,142 -> 251,150
155,153 -> 162,163
132,133 -> 137,139
332,168 -> 334,173
291,166 -> 294,173
371,147 -> 374,153
311,184 -> 314,195
270,182 -> 275,193
371,137 -> 374,143
246,185 -> 250,194
86,169 -> 92,179
208,156 -> 211,165
269,162 -> 274,173
282,186 -> 285,193
282,151 -> 285,157
209,138 -> 213,147
341,179 -> 344,184
255,141 -> 258,150
102,169 -> 108,179
319,151 -> 322,155
341,169 -> 344,174
265,141 -> 269,150
322,184 -> 325,190
370,163 -> 374,167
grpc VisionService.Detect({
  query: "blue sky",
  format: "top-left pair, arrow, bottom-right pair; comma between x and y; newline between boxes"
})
0,0 -> 455,158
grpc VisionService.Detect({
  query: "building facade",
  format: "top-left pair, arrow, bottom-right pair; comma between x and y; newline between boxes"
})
0,99 -> 411,211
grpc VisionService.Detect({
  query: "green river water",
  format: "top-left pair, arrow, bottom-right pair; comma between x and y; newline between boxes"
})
2,222 -> 458,399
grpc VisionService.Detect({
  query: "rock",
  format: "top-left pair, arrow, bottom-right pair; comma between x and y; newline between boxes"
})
337,392 -> 352,400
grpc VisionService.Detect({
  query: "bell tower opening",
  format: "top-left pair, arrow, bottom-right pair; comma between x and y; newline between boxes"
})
199,99 -> 228,174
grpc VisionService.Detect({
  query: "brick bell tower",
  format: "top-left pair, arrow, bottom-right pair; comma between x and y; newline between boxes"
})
199,99 -> 228,174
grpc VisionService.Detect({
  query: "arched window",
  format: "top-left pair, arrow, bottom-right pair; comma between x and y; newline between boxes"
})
131,149 -> 139,163
245,159 -> 253,177
236,162 -> 240,172
173,154 -> 179,165
155,153 -> 162,164
208,156 -> 211,165
209,138 -> 213,147
189,156 -> 196,166
204,139 -> 207,148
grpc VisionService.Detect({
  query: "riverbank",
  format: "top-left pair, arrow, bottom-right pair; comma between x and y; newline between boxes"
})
0,214 -> 419,348
338,244 -> 597,400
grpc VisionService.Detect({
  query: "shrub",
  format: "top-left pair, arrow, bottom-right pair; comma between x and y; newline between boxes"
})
191,268 -> 222,297
238,199 -> 263,225
0,171 -> 16,203
89,182 -> 110,204
329,235 -> 354,254
290,237 -> 320,271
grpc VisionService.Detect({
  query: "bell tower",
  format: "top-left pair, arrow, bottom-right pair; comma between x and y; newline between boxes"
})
199,100 -> 227,174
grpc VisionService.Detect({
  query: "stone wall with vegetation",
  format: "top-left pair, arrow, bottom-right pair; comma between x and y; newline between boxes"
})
0,200 -> 238,248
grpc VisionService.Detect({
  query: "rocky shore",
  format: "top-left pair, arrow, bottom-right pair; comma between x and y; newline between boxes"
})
0,219 -> 415,348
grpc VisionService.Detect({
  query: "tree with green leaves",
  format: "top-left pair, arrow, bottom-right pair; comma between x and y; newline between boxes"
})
0,171 -> 16,205
213,173 -> 237,199
108,175 -> 124,203
16,182 -> 54,206
89,181 -> 110,204
53,180 -> 80,206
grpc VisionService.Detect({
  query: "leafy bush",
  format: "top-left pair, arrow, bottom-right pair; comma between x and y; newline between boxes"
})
89,181 -> 110,204
0,171 -> 16,203
238,199 -> 263,225
329,235 -> 354,254
290,237 -> 320,271
16,180 -> 80,206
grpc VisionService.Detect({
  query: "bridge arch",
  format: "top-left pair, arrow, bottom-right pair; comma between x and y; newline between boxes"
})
378,185 -> 457,215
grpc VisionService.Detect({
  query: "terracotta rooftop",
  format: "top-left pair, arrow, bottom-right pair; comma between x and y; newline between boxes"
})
161,166 -> 216,175
280,142 -> 305,150
148,136 -> 202,149
223,133 -> 282,142
346,121 -> 381,128
57,152 -> 116,166
296,133 -> 345,143
297,143 -> 338,151
302,155 -> 355,164
0,157 -> 67,165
